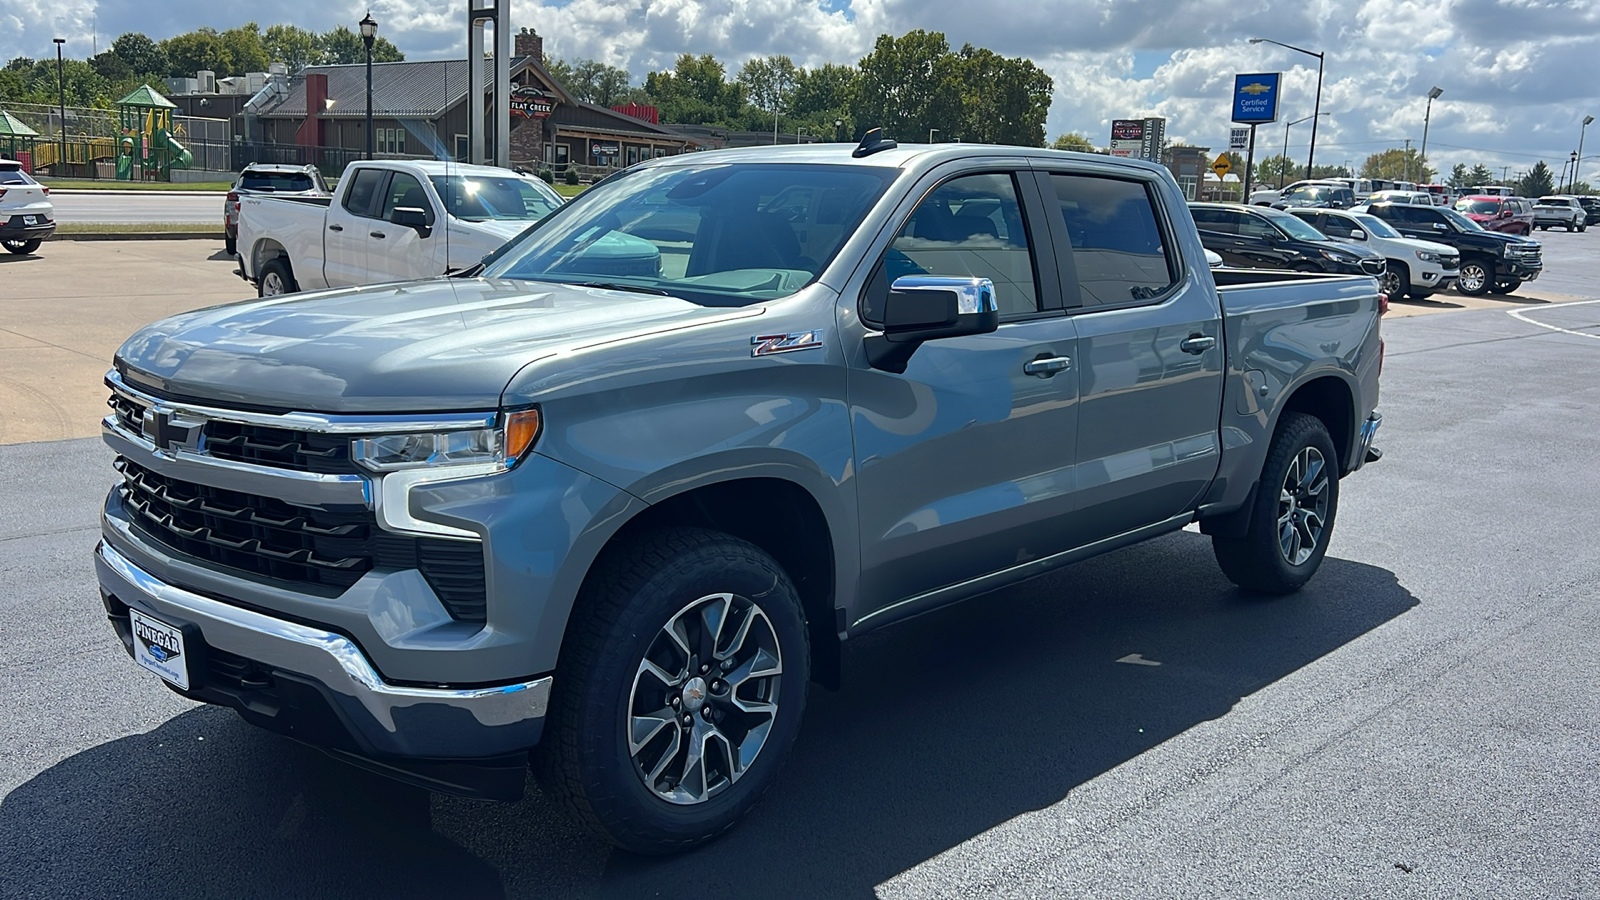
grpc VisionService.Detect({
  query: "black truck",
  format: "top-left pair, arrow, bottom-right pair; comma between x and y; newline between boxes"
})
1359,201 -> 1543,295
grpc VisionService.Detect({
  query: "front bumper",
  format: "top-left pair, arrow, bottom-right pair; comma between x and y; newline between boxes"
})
1351,411 -> 1383,471
96,539 -> 550,798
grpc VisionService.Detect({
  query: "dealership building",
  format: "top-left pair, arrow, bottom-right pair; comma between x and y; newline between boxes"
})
244,29 -> 698,173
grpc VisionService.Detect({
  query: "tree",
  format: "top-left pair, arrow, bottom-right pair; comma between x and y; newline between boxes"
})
1256,154 -> 1300,188
854,30 -> 967,143
1052,133 -> 1096,152
1467,164 -> 1494,187
111,33 -> 167,76
162,29 -> 233,77
219,24 -> 271,76
790,63 -> 856,119
1446,163 -> 1470,189
737,55 -> 799,119
1309,164 -> 1349,179
548,58 -> 634,107
1518,161 -> 1554,198
644,53 -> 742,124
1360,147 -> 1434,182
263,25 -> 321,72
317,26 -> 403,65
956,45 -> 1051,146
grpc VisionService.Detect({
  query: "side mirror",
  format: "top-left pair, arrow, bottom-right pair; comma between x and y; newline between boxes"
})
1499,210 -> 1513,219
1349,229 -> 1367,241
390,206 -> 432,237
1432,222 -> 1447,231
865,276 -> 999,373
1331,200 -> 1346,209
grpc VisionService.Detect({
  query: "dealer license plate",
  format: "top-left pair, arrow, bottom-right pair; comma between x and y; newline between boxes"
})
22,215 -> 38,225
130,609 -> 190,690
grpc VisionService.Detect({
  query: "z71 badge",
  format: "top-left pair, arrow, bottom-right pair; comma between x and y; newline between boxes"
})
751,330 -> 824,357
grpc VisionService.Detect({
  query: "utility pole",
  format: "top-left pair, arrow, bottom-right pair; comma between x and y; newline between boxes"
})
1403,138 -> 1413,183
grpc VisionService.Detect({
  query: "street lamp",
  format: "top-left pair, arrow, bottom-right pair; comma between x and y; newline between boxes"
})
834,118 -> 844,142
359,13 -> 377,160
1280,112 -> 1326,189
53,38 -> 66,176
1250,37 -> 1325,180
1420,86 -> 1443,186
1576,115 -> 1594,192
1569,151 -> 1579,193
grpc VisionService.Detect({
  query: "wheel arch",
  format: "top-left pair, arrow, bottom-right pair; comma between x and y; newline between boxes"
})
250,238 -> 290,282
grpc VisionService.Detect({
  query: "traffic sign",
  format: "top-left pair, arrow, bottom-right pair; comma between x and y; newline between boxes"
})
1212,154 -> 1232,178
1230,128 -> 1249,151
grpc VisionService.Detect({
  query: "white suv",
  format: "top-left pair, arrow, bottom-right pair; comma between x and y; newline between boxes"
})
1291,208 -> 1460,300
0,159 -> 54,254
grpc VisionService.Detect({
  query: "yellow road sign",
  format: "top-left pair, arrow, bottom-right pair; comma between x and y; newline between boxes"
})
1211,154 -> 1232,178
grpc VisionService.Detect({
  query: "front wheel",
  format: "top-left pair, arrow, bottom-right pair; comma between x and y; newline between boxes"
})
2,238 -> 41,254
1379,262 -> 1407,302
1213,412 -> 1340,595
1456,258 -> 1492,296
537,528 -> 811,854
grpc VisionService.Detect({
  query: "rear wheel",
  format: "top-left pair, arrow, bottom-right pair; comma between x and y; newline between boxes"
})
1489,276 -> 1522,295
2,238 -> 41,254
1456,258 -> 1492,296
257,258 -> 297,297
537,527 -> 811,854
223,235 -> 236,255
1213,412 -> 1340,595
1379,262 -> 1407,302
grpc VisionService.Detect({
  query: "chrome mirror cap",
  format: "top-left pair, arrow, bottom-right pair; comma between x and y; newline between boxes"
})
890,275 -> 997,314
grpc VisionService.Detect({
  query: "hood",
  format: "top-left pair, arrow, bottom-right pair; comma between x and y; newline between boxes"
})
1313,238 -> 1382,260
1389,237 -> 1458,256
115,278 -> 761,413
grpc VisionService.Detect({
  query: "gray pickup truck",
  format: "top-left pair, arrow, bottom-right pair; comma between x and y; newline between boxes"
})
95,136 -> 1382,853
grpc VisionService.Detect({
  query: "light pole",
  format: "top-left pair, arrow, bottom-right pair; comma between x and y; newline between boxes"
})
1280,112 -> 1325,188
1420,86 -> 1443,185
1250,37 -> 1325,180
929,128 -> 939,144
1576,115 -> 1594,192
1569,151 -> 1579,193
53,38 -> 66,176
834,118 -> 844,142
359,13 -> 377,160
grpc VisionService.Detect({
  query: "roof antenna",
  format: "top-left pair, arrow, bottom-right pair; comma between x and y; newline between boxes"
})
853,127 -> 897,158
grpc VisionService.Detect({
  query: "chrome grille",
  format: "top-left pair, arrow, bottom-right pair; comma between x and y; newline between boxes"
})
204,421 -> 357,474
115,457 -> 487,622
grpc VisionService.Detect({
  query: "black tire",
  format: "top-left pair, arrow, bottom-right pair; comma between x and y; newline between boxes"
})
1566,222 -> 1576,232
1213,412 -> 1340,595
223,235 -> 236,255
1380,261 -> 1407,302
1456,258 -> 1493,296
1539,224 -> 1549,231
1408,289 -> 1434,301
1489,276 -> 1522,295
2,238 -> 41,255
536,527 -> 811,854
257,257 -> 297,297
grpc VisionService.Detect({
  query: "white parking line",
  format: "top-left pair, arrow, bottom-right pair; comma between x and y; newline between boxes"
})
1507,297 -> 1600,341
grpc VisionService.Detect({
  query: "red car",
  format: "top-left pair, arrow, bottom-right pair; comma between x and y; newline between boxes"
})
1453,195 -> 1534,236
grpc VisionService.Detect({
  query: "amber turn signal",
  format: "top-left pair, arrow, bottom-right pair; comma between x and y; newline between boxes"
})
504,408 -> 543,462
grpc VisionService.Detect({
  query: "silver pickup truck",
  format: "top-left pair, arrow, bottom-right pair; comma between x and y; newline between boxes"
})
95,136 -> 1382,854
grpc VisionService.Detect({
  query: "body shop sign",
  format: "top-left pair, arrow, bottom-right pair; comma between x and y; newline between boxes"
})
510,86 -> 557,119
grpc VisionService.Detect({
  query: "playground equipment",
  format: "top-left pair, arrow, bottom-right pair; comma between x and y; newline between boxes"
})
115,85 -> 193,181
0,110 -> 41,169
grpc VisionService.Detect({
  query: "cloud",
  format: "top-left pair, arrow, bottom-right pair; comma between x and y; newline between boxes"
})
5,0 -> 1597,183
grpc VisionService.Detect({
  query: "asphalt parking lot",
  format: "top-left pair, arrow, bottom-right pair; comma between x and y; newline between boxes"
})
3,234 -> 1599,898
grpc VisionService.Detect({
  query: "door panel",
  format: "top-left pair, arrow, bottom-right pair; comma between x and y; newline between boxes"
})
324,168 -> 388,286
373,172 -> 442,282
851,170 -> 1080,610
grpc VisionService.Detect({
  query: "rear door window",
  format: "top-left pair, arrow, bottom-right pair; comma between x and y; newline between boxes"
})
1047,174 -> 1177,306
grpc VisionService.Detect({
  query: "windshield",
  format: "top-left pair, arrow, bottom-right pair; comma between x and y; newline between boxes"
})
1285,186 -> 1337,202
431,175 -> 563,222
1259,208 -> 1328,241
240,172 -> 317,192
1456,198 -> 1502,215
1350,213 -> 1400,239
481,163 -> 897,306
1439,208 -> 1484,232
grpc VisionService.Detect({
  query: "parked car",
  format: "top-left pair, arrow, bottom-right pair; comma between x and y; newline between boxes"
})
1290,208 -> 1458,300
224,164 -> 330,256
1275,182 -> 1357,209
1420,184 -> 1453,206
1454,195 -> 1536,236
1189,202 -> 1387,277
1361,201 -> 1542,295
236,160 -> 568,296
96,141 -> 1384,854
1533,195 -> 1587,232
1577,196 -> 1600,227
1329,177 -> 1377,202
1363,190 -> 1436,207
1248,179 -> 1316,206
0,158 -> 55,255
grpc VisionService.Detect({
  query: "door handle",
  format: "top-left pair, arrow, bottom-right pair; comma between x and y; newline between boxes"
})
1180,334 -> 1216,354
327,224 -> 343,232
370,231 -> 387,239
1024,356 -> 1072,377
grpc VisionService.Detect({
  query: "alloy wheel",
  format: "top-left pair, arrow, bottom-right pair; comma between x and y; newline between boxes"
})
1457,263 -> 1488,294
627,592 -> 783,805
261,272 -> 286,296
1380,268 -> 1403,300
1277,446 -> 1330,566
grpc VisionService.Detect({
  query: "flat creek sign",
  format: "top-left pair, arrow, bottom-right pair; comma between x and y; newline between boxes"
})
510,87 -> 558,119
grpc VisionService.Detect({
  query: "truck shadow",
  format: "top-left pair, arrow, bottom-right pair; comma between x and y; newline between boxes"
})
1,532 -> 1416,899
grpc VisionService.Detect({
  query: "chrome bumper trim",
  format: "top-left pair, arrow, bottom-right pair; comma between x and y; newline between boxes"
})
97,540 -> 550,732
1352,410 -> 1383,472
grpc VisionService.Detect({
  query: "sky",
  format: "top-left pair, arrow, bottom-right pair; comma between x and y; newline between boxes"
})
6,0 -> 1599,185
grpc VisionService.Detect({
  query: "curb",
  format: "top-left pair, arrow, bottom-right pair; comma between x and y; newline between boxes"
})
63,232 -> 222,241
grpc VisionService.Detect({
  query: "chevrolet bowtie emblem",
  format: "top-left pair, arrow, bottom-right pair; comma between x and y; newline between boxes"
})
1240,82 -> 1273,95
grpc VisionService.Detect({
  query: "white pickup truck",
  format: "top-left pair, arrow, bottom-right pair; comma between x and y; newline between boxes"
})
236,160 -> 567,296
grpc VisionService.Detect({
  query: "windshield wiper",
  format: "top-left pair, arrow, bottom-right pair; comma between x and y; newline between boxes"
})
571,281 -> 671,296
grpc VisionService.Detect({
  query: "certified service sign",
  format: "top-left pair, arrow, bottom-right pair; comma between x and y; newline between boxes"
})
1232,73 -> 1282,124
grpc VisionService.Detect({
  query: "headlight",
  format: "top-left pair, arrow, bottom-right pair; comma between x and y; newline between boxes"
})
352,408 -> 542,472
1414,250 -> 1440,262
